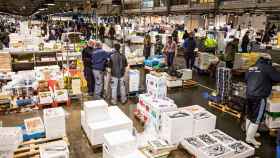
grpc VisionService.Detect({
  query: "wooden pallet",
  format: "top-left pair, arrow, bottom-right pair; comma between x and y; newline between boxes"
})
183,80 -> 198,88
208,101 -> 226,112
14,136 -> 69,158
208,101 -> 241,119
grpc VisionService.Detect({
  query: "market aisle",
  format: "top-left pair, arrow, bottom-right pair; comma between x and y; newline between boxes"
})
0,68 -> 276,158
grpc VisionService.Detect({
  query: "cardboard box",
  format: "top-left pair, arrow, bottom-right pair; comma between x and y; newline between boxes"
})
228,141 -> 255,158
24,117 -> 45,134
39,91 -> 53,105
192,111 -> 216,135
87,106 -> 133,146
84,100 -> 109,123
267,99 -> 280,112
0,127 -> 23,151
166,78 -> 183,88
104,130 -> 136,156
39,140 -> 69,158
161,110 -> 193,145
265,115 -> 280,128
270,91 -> 280,99
43,107 -> 66,139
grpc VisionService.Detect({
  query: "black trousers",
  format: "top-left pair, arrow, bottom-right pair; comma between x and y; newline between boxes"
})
226,61 -> 234,69
84,66 -> 95,94
246,97 -> 267,124
185,55 -> 195,69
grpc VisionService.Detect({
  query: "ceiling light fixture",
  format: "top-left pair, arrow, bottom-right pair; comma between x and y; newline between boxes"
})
45,0 -> 56,6
39,5 -> 48,11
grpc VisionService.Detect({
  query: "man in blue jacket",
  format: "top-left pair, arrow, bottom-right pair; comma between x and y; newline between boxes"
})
91,41 -> 109,99
245,55 -> 280,148
183,33 -> 196,69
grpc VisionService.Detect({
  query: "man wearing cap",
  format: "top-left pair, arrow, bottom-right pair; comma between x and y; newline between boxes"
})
245,55 -> 280,148
82,40 -> 96,96
91,41 -> 109,99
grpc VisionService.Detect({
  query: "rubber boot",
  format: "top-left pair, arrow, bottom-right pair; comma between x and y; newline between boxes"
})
246,123 -> 262,148
246,119 -> 260,137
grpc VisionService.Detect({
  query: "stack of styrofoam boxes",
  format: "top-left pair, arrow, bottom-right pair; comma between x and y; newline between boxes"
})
128,69 -> 140,92
161,110 -> 193,145
39,140 -> 69,158
162,72 -> 183,88
103,130 -> 144,158
146,95 -> 177,132
54,89 -> 68,102
180,105 -> 216,135
178,69 -> 192,80
81,100 -> 133,146
181,129 -> 255,158
43,107 -> 66,139
146,74 -> 167,99
0,127 -> 23,158
266,97 -> 280,128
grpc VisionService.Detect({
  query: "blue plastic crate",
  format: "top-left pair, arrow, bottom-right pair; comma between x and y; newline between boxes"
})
17,125 -> 45,141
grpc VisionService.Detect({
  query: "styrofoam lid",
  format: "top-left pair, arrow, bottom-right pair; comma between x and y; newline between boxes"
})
104,130 -> 135,146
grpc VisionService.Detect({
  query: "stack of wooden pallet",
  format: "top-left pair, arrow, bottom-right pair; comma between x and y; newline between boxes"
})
0,51 -> 12,72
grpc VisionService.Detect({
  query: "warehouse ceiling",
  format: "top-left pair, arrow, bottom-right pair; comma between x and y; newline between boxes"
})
0,0 -> 126,16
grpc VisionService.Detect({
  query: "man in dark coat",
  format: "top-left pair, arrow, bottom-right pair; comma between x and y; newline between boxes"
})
241,31 -> 250,53
245,55 -> 280,148
183,33 -> 196,69
82,40 -> 96,96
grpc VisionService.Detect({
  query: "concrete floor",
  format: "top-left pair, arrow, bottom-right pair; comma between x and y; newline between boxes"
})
0,70 -> 276,158
0,49 -> 278,158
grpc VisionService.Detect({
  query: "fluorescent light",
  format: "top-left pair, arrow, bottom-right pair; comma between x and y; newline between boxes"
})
45,0 -> 56,6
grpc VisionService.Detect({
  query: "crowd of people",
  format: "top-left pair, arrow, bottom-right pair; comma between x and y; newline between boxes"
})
82,39 -> 128,105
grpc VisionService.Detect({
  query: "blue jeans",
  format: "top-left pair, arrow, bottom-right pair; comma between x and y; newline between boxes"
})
111,76 -> 127,104
167,52 -> 175,67
92,70 -> 104,99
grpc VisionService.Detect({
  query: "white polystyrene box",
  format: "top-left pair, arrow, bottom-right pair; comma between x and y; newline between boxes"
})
104,130 -> 137,156
178,69 -> 192,80
103,147 -> 146,158
179,105 -> 206,114
129,69 -> 140,92
149,99 -> 178,131
39,140 -> 69,158
146,74 -> 167,99
0,151 -> 14,158
192,111 -> 216,135
228,141 -> 255,158
43,107 -> 66,139
87,106 -> 133,146
84,100 -> 109,123
208,129 -> 236,145
161,110 -> 193,145
166,78 -> 183,88
54,89 -> 68,102
265,115 -> 280,128
0,127 -> 23,151
267,99 -> 280,112
181,136 -> 208,156
81,111 -> 90,138
197,143 -> 234,158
